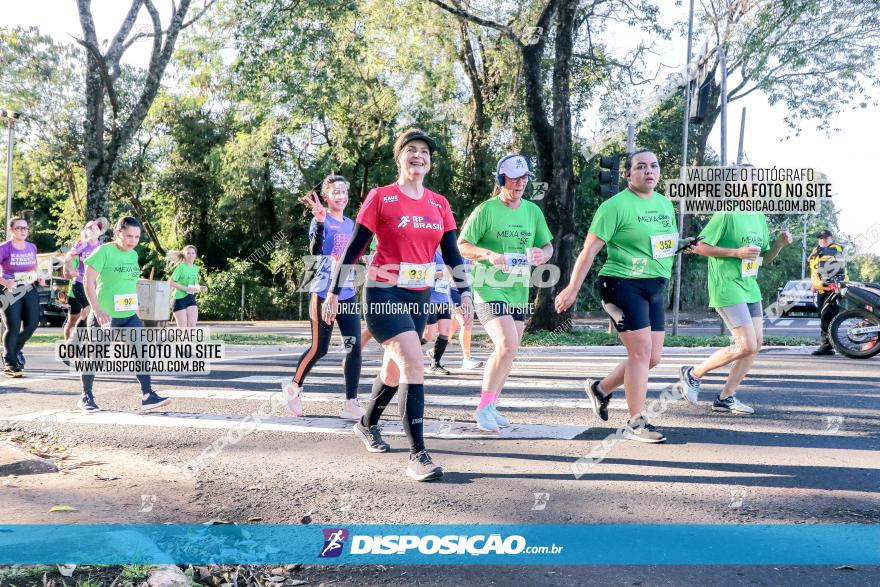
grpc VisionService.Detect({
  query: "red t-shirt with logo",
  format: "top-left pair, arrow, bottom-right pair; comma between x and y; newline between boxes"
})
356,183 -> 456,290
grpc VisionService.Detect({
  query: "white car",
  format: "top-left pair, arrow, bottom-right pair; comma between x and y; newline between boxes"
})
776,279 -> 819,316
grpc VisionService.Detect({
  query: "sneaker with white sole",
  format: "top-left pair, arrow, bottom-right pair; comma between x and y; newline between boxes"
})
141,392 -> 171,412
77,394 -> 100,413
584,378 -> 611,422
712,395 -> 754,414
353,421 -> 390,453
623,416 -> 666,443
461,357 -> 484,370
677,366 -> 700,405
281,380 -> 303,417
488,404 -> 510,427
474,406 -> 500,432
340,398 -> 366,420
406,450 -> 443,481
427,363 -> 451,375
425,348 -> 435,361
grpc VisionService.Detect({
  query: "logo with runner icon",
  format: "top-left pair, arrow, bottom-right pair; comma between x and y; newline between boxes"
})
319,528 -> 349,558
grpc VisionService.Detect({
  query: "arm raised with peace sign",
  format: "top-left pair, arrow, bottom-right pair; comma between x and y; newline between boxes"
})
298,191 -> 327,223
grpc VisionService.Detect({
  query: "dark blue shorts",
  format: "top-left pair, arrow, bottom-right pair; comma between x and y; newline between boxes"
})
173,294 -> 197,312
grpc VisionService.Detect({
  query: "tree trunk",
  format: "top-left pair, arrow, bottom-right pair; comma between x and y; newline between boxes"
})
527,0 -> 577,332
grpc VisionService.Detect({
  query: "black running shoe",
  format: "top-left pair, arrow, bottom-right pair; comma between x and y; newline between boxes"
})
141,392 -> 171,412
811,346 -> 834,356
406,450 -> 443,481
353,421 -> 390,453
584,378 -> 611,421
77,394 -> 100,413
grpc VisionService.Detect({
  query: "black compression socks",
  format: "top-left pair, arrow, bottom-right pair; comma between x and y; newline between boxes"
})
398,382 -> 426,454
362,376 -> 399,428
433,335 -> 449,364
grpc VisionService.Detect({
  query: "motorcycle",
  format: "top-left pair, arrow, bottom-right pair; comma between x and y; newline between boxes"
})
825,280 -> 880,359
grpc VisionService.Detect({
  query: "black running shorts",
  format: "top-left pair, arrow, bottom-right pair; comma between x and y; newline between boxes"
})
364,283 -> 432,343
599,276 -> 668,332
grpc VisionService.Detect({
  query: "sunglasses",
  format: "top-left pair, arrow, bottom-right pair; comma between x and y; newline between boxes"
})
12,225 -> 28,231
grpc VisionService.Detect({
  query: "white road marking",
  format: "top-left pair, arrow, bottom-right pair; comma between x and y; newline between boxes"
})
777,319 -> 794,326
228,374 -> 677,390
159,388 -> 633,410
0,409 -> 590,440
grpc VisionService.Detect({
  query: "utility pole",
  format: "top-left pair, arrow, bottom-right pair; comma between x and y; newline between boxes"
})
736,108 -> 746,165
671,0 -> 695,336
0,109 -> 20,236
719,47 -> 728,166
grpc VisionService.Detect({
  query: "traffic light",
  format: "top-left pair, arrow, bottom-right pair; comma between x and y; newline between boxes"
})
598,155 -> 620,197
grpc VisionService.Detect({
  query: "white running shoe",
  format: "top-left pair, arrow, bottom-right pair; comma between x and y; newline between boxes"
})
712,395 -> 754,415
281,380 -> 303,417
474,406 -> 500,432
340,398 -> 366,420
488,404 -> 510,427
461,357 -> 484,370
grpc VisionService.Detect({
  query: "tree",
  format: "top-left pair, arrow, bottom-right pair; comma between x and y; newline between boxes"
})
75,0 -> 217,219
687,0 -> 880,166
427,0 -> 659,331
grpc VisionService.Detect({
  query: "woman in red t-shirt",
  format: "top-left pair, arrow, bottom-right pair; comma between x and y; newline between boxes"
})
322,129 -> 473,482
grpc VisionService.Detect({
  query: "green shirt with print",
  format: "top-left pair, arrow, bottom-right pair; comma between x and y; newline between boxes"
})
84,243 -> 141,318
699,211 -> 770,308
589,189 -> 678,279
460,197 -> 552,305
170,263 -> 200,299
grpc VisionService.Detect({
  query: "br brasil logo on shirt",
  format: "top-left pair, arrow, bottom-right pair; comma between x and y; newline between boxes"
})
397,215 -> 443,230
319,528 -> 349,558
637,212 -> 672,228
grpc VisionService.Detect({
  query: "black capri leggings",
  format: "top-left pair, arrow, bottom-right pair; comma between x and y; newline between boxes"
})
293,294 -> 362,399
1,286 -> 41,367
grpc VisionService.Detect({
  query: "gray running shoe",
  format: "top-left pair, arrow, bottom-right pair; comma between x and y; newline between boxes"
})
584,378 -> 611,421
624,416 -> 666,443
677,366 -> 700,405
712,395 -> 754,415
406,450 -> 443,481
353,421 -> 390,453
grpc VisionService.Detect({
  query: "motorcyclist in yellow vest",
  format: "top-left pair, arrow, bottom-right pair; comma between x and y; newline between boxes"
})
809,229 -> 847,355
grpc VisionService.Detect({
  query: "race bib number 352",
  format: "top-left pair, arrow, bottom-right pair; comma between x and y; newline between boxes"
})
650,234 -> 678,260
113,294 -> 139,312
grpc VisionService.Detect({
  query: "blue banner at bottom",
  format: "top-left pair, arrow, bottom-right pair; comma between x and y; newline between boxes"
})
1,524 -> 878,565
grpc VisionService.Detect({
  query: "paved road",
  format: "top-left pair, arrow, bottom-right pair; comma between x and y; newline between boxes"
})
167,316 -> 825,339
1,341 -> 877,583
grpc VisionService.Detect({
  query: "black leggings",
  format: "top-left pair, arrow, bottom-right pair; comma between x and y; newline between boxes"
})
1,286 -> 40,366
293,294 -> 362,399
80,313 -> 151,396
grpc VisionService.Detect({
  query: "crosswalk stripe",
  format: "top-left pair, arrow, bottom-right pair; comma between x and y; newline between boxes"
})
777,319 -> 794,326
229,374 -> 677,390
160,388 -> 633,410
0,409 -> 589,440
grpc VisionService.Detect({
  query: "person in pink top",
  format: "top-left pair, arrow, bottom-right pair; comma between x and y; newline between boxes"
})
322,128 -> 474,482
0,216 -> 46,377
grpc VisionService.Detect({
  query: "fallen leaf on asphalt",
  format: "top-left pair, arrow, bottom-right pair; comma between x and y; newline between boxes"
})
49,505 -> 78,512
836,565 -> 856,571
57,445 -> 67,451
203,518 -> 234,525
95,474 -> 119,481
248,516 -> 263,522
300,514 -> 312,525
287,581 -> 307,586
57,564 -> 76,577
247,486 -> 262,491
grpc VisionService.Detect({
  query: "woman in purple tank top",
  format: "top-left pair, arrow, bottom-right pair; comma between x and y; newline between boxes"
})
62,218 -> 107,341
0,216 -> 45,377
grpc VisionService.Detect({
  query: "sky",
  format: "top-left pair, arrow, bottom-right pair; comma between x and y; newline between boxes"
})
5,0 -> 879,254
